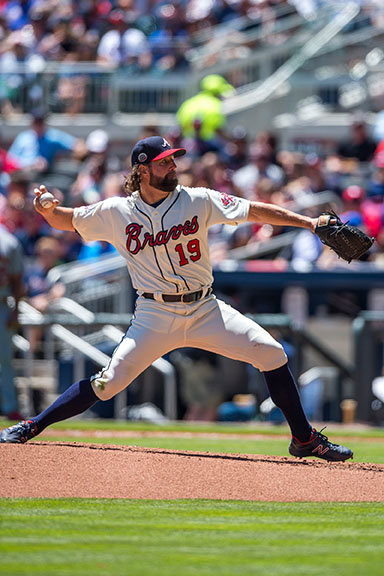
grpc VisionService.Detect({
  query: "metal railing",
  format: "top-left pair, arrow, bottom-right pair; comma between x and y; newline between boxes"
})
15,298 -> 177,420
222,3 -> 360,116
14,296 -> 384,423
353,311 -> 384,422
47,254 -> 131,314
188,10 -> 308,70
190,1 -> 300,48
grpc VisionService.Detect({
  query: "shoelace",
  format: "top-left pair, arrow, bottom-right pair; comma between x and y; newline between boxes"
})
17,420 -> 37,435
314,426 -> 338,448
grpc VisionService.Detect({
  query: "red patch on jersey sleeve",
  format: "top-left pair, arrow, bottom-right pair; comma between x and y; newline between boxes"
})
220,192 -> 236,207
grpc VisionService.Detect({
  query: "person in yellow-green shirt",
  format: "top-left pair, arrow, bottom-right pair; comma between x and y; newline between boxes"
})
176,74 -> 234,148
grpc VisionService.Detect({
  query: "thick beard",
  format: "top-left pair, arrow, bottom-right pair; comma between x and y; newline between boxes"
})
149,169 -> 178,192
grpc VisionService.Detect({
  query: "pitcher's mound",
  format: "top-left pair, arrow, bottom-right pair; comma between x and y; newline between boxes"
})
1,442 -> 383,501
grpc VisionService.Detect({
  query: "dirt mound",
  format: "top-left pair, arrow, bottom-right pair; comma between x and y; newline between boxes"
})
2,442 -> 383,501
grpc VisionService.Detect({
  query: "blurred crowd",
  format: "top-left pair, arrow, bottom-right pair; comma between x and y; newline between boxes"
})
0,0 -> 305,115
1,1 -> 382,72
171,115 -> 384,268
1,104 -> 384,307
0,0 -> 302,74
2,0 -> 384,115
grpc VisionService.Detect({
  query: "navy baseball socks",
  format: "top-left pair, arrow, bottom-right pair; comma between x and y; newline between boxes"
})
263,363 -> 353,461
263,363 -> 312,441
0,366 -> 353,460
0,378 -> 98,443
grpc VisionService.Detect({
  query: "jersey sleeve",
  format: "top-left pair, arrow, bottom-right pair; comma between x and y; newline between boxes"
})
72,200 -> 115,242
205,189 -> 250,227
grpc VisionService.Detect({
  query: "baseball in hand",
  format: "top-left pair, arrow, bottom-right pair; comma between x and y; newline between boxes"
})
37,191 -> 55,209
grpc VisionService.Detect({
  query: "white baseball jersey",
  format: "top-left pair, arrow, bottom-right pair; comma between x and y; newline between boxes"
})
73,185 -> 250,294
72,185 -> 287,402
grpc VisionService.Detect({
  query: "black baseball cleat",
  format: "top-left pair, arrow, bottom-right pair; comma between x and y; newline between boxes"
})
0,420 -> 39,444
289,428 -> 353,462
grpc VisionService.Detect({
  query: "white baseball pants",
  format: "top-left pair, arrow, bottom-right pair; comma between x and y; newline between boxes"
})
91,294 -> 287,401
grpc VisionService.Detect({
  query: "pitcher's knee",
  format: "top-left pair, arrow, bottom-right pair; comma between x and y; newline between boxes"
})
256,340 -> 287,372
91,374 -> 125,401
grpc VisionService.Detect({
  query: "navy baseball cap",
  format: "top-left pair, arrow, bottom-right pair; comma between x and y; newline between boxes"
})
131,136 -> 186,167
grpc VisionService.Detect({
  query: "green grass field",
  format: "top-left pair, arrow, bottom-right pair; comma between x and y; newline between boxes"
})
1,420 -> 384,576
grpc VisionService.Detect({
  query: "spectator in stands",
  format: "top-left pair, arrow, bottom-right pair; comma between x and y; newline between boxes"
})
24,236 -> 64,305
136,126 -> 161,141
303,153 -> 326,194
3,176 -> 57,256
76,30 -> 99,62
7,109 -> 87,173
176,74 -> 234,152
337,118 -> 377,163
212,0 -> 240,24
4,0 -> 31,31
369,224 -> 384,264
368,150 -> 384,200
48,17 -> 99,115
37,13 -> 78,62
163,126 -> 184,155
148,2 -> 190,73
281,155 -> 321,204
184,0 -> 218,37
340,184 -> 382,245
14,205 -> 49,257
220,126 -> 249,171
176,348 -> 222,421
101,172 -> 125,200
86,129 -> 109,160
0,224 -> 24,420
0,30 -> 38,117
232,142 -> 284,200
78,0 -> 114,33
57,230 -> 83,263
54,70 -> 90,116
291,227 -> 323,271
48,12 -> 99,115
0,132 -> 20,174
372,107 -> 384,144
0,173 -> 30,233
341,185 -> 365,227
27,4 -> 50,60
77,239 -> 116,261
71,156 -> 107,205
277,151 -> 304,184
97,9 -> 152,72
70,129 -> 110,205
197,151 -> 233,194
255,131 -> 280,166
24,235 -> 65,353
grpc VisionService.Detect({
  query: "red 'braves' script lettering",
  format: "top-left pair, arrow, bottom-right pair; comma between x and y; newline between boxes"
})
126,215 -> 199,254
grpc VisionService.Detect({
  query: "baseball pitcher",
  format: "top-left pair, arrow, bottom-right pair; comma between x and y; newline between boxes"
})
1,136 -> 359,460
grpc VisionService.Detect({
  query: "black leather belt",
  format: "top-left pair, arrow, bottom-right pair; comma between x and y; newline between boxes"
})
142,287 -> 212,303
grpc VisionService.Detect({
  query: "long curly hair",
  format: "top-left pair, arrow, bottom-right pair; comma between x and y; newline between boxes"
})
124,164 -> 141,195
